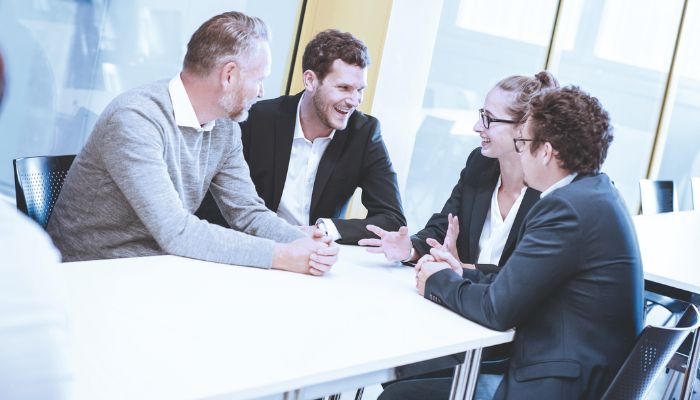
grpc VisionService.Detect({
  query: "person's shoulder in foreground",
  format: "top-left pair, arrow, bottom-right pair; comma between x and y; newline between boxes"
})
0,46 -> 71,400
0,197 -> 71,398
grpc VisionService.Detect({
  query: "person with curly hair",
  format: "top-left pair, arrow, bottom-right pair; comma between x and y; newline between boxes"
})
386,86 -> 644,400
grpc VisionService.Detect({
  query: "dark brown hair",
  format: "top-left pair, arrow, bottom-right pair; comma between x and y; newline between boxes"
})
527,86 -> 613,174
302,29 -> 369,82
496,71 -> 559,123
183,11 -> 269,76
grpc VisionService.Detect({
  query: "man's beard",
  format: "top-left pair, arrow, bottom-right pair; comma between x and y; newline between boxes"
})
219,90 -> 248,122
312,91 -> 349,131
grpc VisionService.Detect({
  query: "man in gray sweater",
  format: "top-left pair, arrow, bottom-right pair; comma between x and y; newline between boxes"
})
47,11 -> 338,275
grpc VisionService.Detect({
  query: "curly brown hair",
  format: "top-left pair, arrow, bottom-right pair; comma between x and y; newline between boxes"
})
183,11 -> 269,76
302,29 -> 370,82
527,86 -> 613,174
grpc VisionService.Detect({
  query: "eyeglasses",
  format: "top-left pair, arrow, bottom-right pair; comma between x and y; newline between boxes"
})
479,108 -> 517,129
513,138 -> 540,153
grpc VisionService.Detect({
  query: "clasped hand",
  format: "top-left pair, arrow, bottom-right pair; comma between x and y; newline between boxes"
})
273,228 -> 339,276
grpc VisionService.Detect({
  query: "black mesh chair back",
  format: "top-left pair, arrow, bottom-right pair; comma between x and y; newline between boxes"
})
13,155 -> 76,228
601,304 -> 700,400
639,179 -> 677,214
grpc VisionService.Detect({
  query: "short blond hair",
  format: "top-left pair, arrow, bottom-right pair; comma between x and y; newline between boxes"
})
183,11 -> 270,76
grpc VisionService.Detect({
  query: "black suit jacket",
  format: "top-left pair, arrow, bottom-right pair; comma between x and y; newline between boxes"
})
412,148 -> 540,273
425,173 -> 644,399
196,92 -> 406,244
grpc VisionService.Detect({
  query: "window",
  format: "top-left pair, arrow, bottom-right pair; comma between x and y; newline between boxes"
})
0,0 -> 301,195
655,0 -> 700,210
547,0 -> 684,211
401,0 -> 558,231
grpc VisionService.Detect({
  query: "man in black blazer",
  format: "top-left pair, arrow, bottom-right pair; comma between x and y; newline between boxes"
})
382,86 -> 644,399
196,29 -> 405,244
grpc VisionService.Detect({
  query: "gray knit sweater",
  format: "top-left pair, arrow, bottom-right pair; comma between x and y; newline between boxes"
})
47,80 -> 304,268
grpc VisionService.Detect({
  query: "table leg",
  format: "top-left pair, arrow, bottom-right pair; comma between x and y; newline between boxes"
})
680,329 -> 700,400
449,348 -> 482,400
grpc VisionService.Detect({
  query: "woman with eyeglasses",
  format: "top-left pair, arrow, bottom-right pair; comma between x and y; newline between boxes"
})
360,71 -> 558,275
359,71 -> 558,399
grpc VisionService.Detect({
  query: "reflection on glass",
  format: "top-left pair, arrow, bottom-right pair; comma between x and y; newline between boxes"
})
656,0 -> 700,210
548,0 -> 684,212
403,0 -> 557,231
0,0 -> 300,195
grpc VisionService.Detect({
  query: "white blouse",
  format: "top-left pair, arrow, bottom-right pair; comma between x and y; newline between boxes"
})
477,177 -> 527,265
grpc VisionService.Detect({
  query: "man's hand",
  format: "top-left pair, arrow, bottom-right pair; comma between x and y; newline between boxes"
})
271,237 -> 339,276
425,213 -> 460,262
311,240 -> 339,272
358,225 -> 413,261
415,260 -> 452,296
298,225 -> 323,237
429,247 -> 464,275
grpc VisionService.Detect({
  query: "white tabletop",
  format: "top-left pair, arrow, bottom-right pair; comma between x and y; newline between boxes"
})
633,211 -> 700,295
61,245 -> 513,400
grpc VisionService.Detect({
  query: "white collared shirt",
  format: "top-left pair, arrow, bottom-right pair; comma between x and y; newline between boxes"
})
540,173 -> 578,198
477,177 -> 527,265
168,74 -> 215,132
276,94 -> 341,240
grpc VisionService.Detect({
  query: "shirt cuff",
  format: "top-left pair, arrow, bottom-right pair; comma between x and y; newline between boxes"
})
317,218 -> 342,242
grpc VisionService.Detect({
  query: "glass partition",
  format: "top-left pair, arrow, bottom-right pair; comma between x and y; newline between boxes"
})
0,0 -> 301,196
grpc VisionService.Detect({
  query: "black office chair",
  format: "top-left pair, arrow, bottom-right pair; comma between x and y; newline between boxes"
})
601,304 -> 700,400
13,155 -> 76,228
661,328 -> 700,399
639,179 -> 677,214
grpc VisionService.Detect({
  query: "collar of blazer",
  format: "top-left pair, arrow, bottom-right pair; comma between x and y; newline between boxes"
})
272,91 -> 352,219
467,160 -> 542,266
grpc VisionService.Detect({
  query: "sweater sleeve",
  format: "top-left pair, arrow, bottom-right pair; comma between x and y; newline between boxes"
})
208,125 -> 305,243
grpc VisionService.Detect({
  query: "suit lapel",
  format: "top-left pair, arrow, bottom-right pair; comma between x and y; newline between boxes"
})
468,163 -> 499,260
310,129 -> 349,216
499,187 -> 540,265
271,94 -> 301,210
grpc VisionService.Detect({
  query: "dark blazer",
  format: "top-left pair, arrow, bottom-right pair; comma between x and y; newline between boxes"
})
412,147 -> 540,273
425,173 -> 644,399
196,92 -> 405,244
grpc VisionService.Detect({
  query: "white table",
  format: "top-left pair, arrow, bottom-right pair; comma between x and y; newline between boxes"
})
633,211 -> 700,294
633,211 -> 700,400
61,245 -> 513,400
